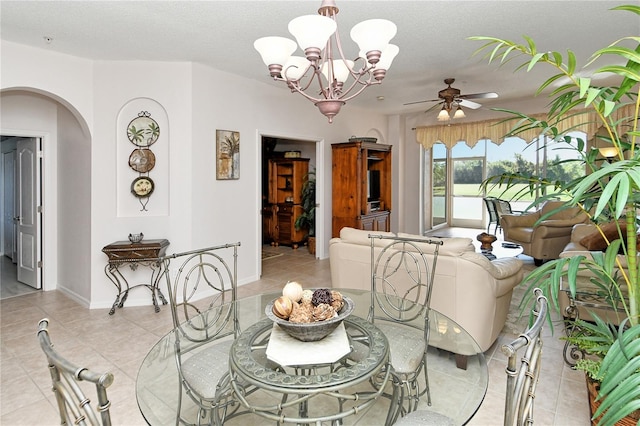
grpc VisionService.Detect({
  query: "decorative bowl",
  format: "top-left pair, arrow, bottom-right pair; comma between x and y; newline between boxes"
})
128,233 -> 144,243
265,295 -> 354,342
349,136 -> 377,143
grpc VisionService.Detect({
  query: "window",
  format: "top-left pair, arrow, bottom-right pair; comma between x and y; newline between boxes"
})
422,132 -> 587,230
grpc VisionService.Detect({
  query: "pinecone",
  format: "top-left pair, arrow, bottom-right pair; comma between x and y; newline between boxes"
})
311,288 -> 332,306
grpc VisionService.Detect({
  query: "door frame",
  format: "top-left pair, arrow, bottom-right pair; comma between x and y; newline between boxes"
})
255,130 -> 325,277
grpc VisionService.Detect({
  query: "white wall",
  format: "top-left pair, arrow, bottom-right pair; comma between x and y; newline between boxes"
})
1,40 -> 394,309
57,105 -> 91,301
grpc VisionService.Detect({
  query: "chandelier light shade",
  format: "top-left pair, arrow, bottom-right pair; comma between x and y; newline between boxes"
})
254,37 -> 298,77
253,0 -> 399,123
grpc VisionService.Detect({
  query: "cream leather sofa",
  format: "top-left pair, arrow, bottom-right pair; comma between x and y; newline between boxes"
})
329,227 -> 524,353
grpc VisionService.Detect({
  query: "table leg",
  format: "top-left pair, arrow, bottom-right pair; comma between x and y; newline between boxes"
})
149,261 -> 169,312
455,354 -> 468,370
562,301 -> 585,367
104,261 -> 167,314
104,264 -> 127,315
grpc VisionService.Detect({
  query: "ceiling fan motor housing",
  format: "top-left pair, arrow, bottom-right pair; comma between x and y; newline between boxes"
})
439,78 -> 460,103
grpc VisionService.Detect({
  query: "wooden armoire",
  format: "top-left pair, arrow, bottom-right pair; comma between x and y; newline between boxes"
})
331,141 -> 391,237
265,157 -> 310,248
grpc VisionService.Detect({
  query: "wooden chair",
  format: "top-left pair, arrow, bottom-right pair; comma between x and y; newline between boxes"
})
368,234 -> 443,424
37,318 -> 114,426
502,287 -> 547,426
161,242 -> 241,426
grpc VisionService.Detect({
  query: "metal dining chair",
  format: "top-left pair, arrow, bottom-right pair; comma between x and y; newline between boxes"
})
161,242 -> 241,426
37,318 -> 115,426
368,234 -> 443,424
393,288 -> 547,426
483,197 -> 500,234
503,287 -> 547,426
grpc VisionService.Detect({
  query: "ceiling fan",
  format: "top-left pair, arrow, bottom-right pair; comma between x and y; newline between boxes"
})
404,78 -> 498,120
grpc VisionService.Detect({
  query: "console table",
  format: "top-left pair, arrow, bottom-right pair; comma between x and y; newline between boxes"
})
102,239 -> 170,315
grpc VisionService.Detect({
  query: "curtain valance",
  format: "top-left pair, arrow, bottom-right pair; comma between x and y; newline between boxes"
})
414,104 -> 635,149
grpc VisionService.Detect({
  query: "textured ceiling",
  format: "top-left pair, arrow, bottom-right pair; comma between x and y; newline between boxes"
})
1,1 -> 638,124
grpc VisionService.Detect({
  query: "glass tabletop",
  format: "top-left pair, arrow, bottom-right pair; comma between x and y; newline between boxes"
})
136,288 -> 488,425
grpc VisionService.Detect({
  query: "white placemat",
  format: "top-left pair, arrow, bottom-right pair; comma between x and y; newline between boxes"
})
266,322 -> 351,366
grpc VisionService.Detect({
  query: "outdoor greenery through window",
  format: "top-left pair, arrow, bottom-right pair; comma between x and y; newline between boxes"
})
426,131 -> 586,228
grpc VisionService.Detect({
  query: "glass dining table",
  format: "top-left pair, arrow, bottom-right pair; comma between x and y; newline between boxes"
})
136,288 -> 488,425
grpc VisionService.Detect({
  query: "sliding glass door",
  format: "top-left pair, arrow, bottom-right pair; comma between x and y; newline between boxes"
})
451,157 -> 484,228
422,132 -> 587,232
431,145 -> 447,228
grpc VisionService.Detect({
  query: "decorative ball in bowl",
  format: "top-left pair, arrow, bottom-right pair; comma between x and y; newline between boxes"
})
265,294 -> 354,342
128,233 -> 144,243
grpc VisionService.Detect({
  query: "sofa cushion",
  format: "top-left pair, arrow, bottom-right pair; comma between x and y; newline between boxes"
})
339,227 -> 395,247
505,226 -> 533,243
397,233 -> 474,256
579,221 -> 626,251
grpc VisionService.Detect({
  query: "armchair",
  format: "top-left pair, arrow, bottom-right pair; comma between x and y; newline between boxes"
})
501,200 -> 588,265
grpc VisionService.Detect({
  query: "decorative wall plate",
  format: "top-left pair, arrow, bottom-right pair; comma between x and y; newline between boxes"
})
128,148 -> 156,173
131,176 -> 155,198
127,114 -> 160,147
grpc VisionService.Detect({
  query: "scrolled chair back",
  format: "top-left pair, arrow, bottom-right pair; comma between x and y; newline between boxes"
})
37,318 -> 114,426
161,242 -> 241,345
502,288 -> 548,426
369,234 -> 443,324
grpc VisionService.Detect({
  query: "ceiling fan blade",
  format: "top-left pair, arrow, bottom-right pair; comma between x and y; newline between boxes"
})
403,98 -> 441,106
424,102 -> 444,113
459,99 -> 482,109
459,92 -> 499,100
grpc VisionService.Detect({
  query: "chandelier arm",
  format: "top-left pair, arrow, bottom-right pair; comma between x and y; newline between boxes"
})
286,80 -> 324,103
336,79 -> 381,103
329,15 -> 379,83
330,65 -> 376,98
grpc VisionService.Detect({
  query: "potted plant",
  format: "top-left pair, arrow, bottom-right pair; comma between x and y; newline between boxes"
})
295,168 -> 316,255
471,4 -> 639,425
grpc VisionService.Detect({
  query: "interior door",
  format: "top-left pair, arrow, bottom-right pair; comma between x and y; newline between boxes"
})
2,150 -> 16,261
16,138 -> 41,289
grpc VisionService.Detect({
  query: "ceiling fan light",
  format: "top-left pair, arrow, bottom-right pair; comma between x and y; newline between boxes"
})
437,108 -> 450,121
453,106 -> 466,119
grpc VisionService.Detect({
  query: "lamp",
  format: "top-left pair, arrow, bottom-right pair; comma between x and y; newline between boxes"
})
598,146 -> 618,162
254,0 -> 398,123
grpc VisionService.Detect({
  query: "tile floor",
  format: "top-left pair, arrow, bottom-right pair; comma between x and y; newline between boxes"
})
0,235 -> 591,425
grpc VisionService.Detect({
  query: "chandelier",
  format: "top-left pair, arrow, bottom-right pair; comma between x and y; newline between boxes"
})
254,0 -> 399,123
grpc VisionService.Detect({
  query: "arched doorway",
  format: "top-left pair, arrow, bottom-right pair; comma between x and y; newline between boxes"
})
1,88 -> 91,297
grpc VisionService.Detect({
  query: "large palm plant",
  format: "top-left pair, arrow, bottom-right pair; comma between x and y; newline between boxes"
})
471,4 -> 640,424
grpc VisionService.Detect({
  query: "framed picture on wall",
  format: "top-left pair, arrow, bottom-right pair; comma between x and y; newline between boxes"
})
216,129 -> 240,180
